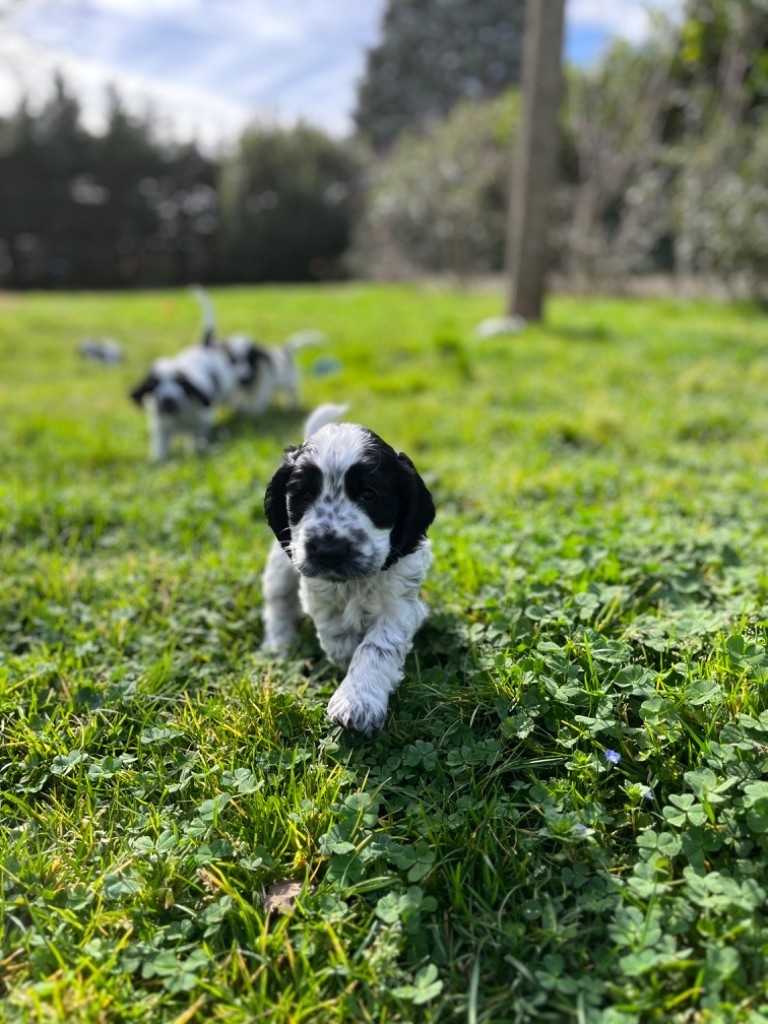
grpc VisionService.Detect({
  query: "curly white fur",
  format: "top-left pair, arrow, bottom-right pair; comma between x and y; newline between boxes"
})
262,538 -> 431,733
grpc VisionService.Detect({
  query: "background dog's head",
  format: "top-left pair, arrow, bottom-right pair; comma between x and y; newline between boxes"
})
129,365 -> 212,417
264,423 -> 435,579
222,337 -> 272,387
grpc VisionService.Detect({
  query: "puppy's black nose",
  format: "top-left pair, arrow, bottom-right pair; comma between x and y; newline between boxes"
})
158,395 -> 179,415
306,533 -> 352,568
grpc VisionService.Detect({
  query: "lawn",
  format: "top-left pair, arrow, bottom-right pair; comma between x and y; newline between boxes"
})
1,285 -> 768,1023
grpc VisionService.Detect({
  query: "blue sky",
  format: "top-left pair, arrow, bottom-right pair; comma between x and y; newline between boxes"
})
0,0 -> 683,149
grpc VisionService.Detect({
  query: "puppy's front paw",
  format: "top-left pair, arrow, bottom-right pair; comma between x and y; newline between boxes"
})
260,622 -> 298,658
259,636 -> 294,659
327,684 -> 387,734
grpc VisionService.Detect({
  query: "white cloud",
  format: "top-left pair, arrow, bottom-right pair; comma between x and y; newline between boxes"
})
0,28 -> 255,151
83,0 -> 199,14
0,0 -> 384,146
567,0 -> 684,43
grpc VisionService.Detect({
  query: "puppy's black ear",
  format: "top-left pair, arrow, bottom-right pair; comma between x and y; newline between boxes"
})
236,345 -> 265,385
264,446 -> 297,553
248,344 -> 270,372
386,452 -> 435,568
129,372 -> 158,406
176,373 -> 212,407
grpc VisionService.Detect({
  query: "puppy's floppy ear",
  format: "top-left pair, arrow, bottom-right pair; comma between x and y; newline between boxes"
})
176,373 -> 212,407
246,347 -> 261,370
237,345 -> 267,385
264,446 -> 298,552
129,372 -> 158,406
247,344 -> 270,371
386,451 -> 436,568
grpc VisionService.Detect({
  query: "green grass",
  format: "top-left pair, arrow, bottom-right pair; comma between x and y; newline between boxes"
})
1,285 -> 768,1023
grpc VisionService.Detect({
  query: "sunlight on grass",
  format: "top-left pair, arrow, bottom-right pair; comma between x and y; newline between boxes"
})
1,286 -> 767,1022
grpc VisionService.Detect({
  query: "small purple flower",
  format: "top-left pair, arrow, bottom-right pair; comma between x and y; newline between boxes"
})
605,749 -> 621,765
644,790 -> 653,802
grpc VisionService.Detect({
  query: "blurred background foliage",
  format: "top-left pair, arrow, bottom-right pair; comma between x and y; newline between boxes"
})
0,0 -> 766,296
559,0 -> 768,293
350,92 -> 518,280
219,124 -> 359,284
0,78 -> 220,288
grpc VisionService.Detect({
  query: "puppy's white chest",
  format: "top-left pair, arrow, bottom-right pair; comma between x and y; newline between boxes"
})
305,575 -> 396,670
300,577 -> 378,644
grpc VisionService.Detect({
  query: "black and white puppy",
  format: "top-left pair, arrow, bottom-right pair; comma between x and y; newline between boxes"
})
129,345 -> 237,461
192,286 -> 319,417
261,404 -> 436,733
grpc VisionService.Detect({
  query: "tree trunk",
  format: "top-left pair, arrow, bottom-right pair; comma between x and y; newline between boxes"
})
506,0 -> 566,321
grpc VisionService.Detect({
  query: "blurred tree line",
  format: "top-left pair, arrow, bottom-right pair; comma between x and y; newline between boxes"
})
0,0 -> 522,290
0,80 -> 218,288
0,77 -> 357,288
1,0 -> 765,295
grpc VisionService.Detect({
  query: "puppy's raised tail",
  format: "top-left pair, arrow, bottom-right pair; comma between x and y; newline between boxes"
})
304,403 -> 349,440
189,284 -> 216,347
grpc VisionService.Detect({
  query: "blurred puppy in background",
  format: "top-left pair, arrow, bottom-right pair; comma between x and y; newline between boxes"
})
129,343 -> 237,461
191,286 -> 322,417
129,288 -> 323,461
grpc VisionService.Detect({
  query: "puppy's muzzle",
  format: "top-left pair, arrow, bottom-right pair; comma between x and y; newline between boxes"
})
305,533 -> 353,573
158,395 -> 180,415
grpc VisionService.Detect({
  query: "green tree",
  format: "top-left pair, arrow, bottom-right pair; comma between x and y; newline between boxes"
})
354,0 -> 525,151
558,0 -> 768,291
559,38 -> 679,282
219,123 -> 359,282
352,92 -> 518,278
674,0 -> 768,127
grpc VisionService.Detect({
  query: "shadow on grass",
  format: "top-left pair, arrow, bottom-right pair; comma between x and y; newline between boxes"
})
213,406 -> 309,446
549,324 -> 617,343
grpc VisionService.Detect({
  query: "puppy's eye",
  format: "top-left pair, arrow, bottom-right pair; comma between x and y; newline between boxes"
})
359,487 -> 377,502
289,487 -> 314,502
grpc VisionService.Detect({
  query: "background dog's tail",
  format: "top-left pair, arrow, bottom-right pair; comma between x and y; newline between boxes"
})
284,329 -> 326,354
189,285 -> 216,347
303,403 -> 349,439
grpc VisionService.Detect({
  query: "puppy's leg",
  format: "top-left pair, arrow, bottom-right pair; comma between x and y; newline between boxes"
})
192,410 -> 214,451
326,599 -> 428,733
148,409 -> 170,462
261,540 -> 302,654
